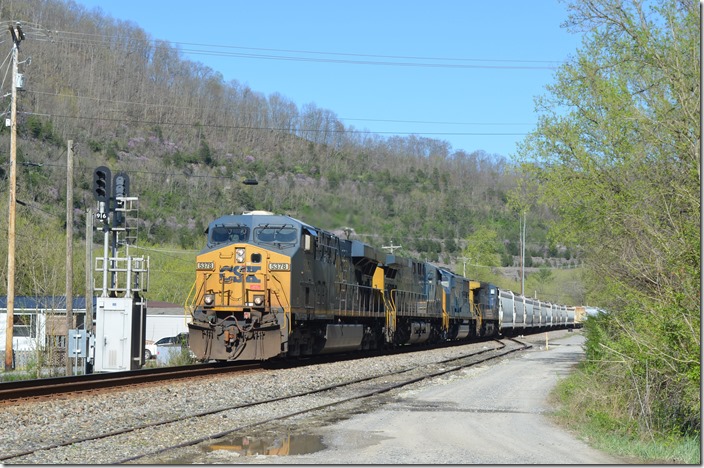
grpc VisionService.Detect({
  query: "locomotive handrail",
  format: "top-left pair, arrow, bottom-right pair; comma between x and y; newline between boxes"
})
391,289 -> 428,316
384,289 -> 396,343
441,292 -> 449,331
267,272 -> 291,333
184,279 -> 198,314
335,282 -> 384,318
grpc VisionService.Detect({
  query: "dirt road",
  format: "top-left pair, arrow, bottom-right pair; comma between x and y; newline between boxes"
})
269,331 -> 624,464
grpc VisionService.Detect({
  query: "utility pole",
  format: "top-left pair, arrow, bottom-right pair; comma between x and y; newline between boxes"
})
458,256 -> 468,277
85,207 -> 93,333
520,211 -> 526,297
85,206 -> 93,374
65,141 -> 74,376
382,244 -> 402,254
5,23 -> 24,372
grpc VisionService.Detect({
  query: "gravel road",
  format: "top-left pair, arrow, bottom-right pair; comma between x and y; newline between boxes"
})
1,329 -> 628,464
176,330 -> 627,464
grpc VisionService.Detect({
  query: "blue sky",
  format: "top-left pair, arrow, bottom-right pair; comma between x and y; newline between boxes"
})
72,0 -> 582,158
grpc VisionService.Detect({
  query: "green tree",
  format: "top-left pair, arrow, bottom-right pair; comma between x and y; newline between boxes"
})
461,226 -> 502,278
518,0 -> 700,438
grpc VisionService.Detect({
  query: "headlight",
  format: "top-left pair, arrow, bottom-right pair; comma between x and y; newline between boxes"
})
253,295 -> 264,306
236,248 -> 245,263
204,293 -> 215,307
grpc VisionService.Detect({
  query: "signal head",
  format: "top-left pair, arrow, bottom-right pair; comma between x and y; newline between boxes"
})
92,166 -> 111,202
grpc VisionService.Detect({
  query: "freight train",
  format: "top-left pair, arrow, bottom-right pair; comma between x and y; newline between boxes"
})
185,211 -> 578,362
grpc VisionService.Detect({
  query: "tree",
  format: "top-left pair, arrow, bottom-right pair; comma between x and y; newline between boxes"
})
517,0 -> 700,438
461,226 -> 502,278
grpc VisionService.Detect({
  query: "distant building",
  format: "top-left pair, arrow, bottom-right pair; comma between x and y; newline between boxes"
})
142,301 -> 190,342
0,296 -> 88,353
0,297 -> 190,369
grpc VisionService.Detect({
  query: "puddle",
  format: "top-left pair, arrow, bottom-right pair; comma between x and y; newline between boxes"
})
205,433 -> 326,457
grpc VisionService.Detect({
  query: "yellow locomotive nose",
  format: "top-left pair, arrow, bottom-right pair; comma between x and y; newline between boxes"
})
187,214 -> 297,361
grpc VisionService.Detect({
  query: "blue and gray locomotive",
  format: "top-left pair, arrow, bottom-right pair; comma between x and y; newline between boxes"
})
185,211 -> 575,362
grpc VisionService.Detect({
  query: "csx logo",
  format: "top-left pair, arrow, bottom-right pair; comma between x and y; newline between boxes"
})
219,265 -> 262,284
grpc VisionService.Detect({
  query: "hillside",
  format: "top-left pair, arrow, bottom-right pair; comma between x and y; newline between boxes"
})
0,0 -> 580,303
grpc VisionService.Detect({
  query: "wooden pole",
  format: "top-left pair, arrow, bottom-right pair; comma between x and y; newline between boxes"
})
85,208 -> 93,333
4,31 -> 20,371
85,207 -> 93,374
65,141 -> 74,375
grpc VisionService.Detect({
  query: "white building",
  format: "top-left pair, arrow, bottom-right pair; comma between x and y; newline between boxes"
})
143,301 -> 190,342
0,297 -> 190,369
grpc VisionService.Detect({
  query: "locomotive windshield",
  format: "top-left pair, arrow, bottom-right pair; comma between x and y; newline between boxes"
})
210,225 -> 249,245
254,225 -> 298,247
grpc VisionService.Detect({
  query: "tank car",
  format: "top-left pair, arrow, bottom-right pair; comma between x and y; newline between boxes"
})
496,292 -> 576,335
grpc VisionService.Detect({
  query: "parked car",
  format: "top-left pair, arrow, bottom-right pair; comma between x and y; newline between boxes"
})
144,340 -> 157,360
154,333 -> 196,363
155,332 -> 189,347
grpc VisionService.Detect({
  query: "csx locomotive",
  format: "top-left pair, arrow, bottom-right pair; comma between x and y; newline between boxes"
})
186,211 -> 576,362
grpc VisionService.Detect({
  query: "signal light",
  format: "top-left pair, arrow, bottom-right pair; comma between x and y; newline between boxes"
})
114,172 -> 130,200
92,166 -> 111,202
113,172 -> 130,225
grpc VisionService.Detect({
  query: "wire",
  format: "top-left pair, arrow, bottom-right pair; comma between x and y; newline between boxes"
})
25,90 -> 535,135
36,28 -> 564,70
125,245 -> 198,254
19,111 -> 529,138
0,48 -> 12,91
172,47 -> 560,70
340,117 -> 534,126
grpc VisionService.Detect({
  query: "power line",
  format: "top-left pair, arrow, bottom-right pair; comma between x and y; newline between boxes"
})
21,110 -> 530,138
23,90 -> 536,136
170,48 -> 560,70
32,29 -> 564,70
340,117 -> 534,126
26,91 -> 536,128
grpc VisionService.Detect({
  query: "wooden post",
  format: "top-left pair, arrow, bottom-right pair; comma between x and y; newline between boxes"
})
85,208 -> 93,333
65,140 -> 74,376
4,26 -> 22,371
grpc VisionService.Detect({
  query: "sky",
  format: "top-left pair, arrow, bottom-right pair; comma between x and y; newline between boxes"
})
71,0 -> 583,158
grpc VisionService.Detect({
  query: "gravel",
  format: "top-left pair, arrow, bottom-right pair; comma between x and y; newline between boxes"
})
0,331 -> 573,464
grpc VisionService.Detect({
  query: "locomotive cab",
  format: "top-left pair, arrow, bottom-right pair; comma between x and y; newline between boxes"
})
187,212 -> 300,361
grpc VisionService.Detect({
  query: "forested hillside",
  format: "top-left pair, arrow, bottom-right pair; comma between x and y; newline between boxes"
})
0,0 -> 576,300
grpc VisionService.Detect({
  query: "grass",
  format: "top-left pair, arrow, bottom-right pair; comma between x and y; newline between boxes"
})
586,431 -> 700,464
0,371 -> 31,382
550,370 -> 701,464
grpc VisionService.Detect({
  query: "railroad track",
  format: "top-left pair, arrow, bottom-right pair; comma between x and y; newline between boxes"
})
0,361 -> 261,404
0,337 -> 530,464
0,336 -> 498,405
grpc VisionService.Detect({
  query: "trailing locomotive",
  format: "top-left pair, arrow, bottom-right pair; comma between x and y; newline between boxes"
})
185,211 -> 576,362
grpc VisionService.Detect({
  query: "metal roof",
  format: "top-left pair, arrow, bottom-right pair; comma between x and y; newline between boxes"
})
0,296 -> 88,310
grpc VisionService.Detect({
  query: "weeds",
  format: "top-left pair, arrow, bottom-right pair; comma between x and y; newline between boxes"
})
552,370 -> 701,464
